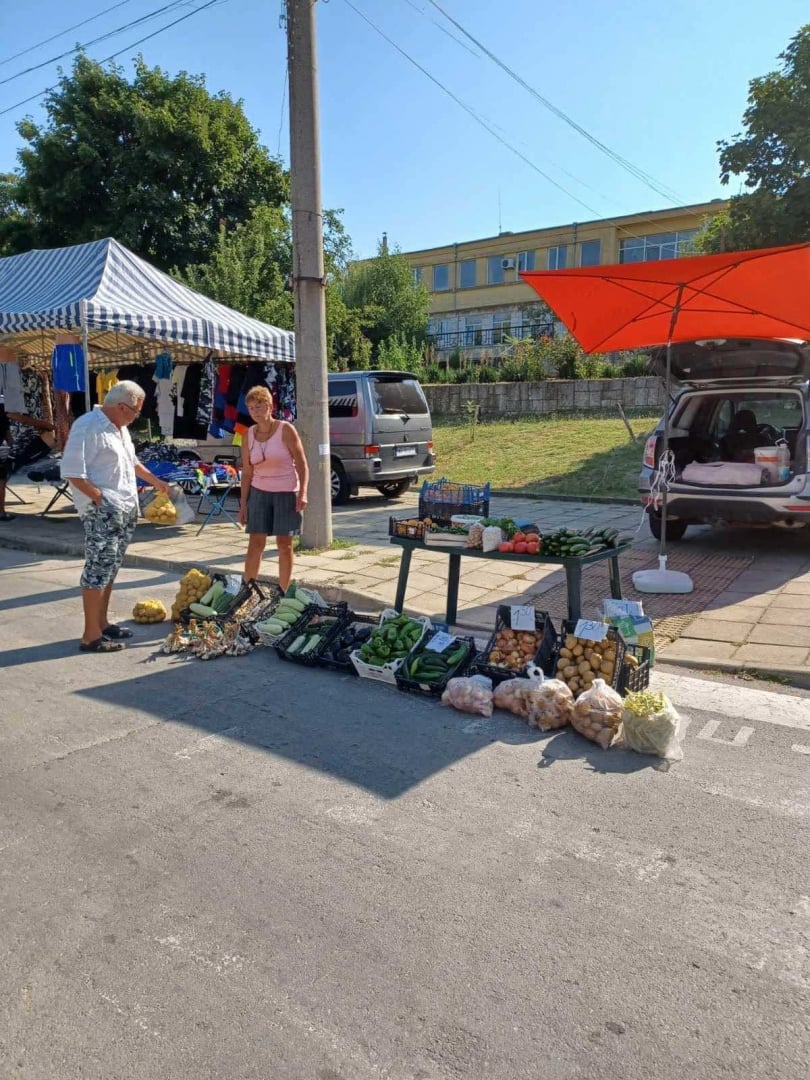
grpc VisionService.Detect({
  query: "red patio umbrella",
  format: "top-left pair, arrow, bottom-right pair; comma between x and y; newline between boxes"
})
520,242 -> 810,589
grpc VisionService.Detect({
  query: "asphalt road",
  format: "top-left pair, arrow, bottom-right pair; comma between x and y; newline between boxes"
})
1,551 -> 808,1080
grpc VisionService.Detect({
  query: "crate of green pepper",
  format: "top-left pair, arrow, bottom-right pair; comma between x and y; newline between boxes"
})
396,630 -> 476,697
350,609 -> 433,686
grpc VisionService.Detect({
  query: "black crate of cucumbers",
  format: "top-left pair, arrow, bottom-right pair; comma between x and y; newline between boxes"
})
395,629 -> 476,697
553,620 -> 650,698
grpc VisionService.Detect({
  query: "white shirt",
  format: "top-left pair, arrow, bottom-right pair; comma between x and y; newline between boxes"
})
60,406 -> 139,517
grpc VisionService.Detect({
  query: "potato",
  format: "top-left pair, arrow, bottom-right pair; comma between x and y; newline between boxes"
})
581,669 -> 595,685
559,647 -> 572,660
569,678 -> 580,693
590,652 -> 602,668
572,644 -> 584,658
564,635 -> 577,650
601,661 -> 615,678
584,648 -> 593,661
625,655 -> 640,670
577,660 -> 591,676
556,657 -> 567,671
603,648 -> 616,663
563,664 -> 577,679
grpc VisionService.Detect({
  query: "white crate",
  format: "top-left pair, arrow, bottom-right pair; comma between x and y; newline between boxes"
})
350,609 -> 433,686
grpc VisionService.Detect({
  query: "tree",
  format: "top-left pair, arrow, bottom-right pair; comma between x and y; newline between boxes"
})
340,240 -> 430,349
698,24 -> 810,252
8,55 -> 287,269
0,173 -> 36,255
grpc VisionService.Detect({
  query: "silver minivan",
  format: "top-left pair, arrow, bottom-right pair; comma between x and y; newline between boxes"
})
328,370 -> 436,503
638,338 -> 810,538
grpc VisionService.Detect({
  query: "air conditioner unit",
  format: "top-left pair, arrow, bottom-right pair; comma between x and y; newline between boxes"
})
501,258 -> 516,270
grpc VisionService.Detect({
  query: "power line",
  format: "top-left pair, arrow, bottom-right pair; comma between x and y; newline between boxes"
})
421,0 -> 684,204
0,0 -> 223,120
277,65 -> 288,159
0,1 -> 191,88
0,0 -> 137,68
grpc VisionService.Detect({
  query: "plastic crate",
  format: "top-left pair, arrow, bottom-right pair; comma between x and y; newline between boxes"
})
218,579 -> 271,624
395,631 -> 476,697
472,605 -> 558,686
239,589 -> 305,646
350,609 -> 433,686
178,572 -> 229,625
274,604 -> 349,666
418,478 -> 490,525
555,620 -> 651,696
389,516 -> 427,541
316,612 -> 378,673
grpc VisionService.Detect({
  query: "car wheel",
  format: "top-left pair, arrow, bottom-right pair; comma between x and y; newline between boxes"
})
376,479 -> 412,499
330,461 -> 351,505
649,512 -> 688,541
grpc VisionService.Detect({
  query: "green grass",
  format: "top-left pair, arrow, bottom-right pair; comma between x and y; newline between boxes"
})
295,537 -> 358,556
432,414 -> 659,500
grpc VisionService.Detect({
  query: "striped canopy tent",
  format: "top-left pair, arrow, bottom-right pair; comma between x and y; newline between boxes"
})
0,237 -> 295,370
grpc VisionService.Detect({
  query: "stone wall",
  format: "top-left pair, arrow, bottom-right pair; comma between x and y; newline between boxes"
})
423,376 -> 665,421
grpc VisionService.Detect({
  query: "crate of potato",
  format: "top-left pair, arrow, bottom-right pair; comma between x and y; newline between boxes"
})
473,605 -> 557,686
554,621 -> 650,698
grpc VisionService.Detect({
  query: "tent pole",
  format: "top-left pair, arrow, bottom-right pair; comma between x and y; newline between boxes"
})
79,300 -> 91,412
659,284 -> 684,557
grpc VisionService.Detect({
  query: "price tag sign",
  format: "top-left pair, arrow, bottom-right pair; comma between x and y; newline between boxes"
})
510,605 -> 536,631
427,631 -> 456,652
573,618 -> 609,642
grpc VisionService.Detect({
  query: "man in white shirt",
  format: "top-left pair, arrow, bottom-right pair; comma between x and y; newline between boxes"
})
61,380 -> 170,653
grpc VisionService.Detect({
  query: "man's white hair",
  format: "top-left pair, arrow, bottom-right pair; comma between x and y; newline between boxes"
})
104,380 -> 145,408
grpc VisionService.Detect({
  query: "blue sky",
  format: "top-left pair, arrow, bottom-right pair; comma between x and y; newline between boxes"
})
0,0 -> 807,259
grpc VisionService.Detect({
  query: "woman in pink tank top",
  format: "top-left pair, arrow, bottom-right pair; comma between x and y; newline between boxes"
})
239,385 -> 309,589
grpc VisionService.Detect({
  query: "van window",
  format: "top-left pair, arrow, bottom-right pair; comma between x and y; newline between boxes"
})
370,377 -> 429,415
328,379 -> 358,419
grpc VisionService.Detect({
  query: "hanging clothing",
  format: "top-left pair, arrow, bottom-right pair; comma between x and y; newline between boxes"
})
21,368 -> 44,421
53,391 -> 72,451
171,366 -> 188,418
95,369 -> 119,400
0,360 -> 25,412
154,352 -> 173,380
52,344 -> 86,393
153,373 -> 175,437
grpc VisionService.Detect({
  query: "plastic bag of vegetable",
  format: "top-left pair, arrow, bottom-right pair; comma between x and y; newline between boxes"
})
441,674 -> 494,717
571,677 -> 623,749
482,525 -> 503,553
526,678 -> 574,731
620,691 -> 683,761
493,677 -> 542,719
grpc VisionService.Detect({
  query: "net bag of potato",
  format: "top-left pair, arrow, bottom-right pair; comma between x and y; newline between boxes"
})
525,678 -> 574,731
571,678 -> 623,749
441,675 -> 494,717
620,691 -> 683,762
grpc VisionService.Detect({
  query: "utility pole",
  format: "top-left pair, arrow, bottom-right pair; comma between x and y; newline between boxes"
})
286,0 -> 332,549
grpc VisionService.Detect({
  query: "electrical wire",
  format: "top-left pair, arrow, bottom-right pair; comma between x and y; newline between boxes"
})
0,0 -> 223,119
421,0 -> 684,204
277,65 -> 288,159
0,0 -> 137,68
0,1 -> 192,88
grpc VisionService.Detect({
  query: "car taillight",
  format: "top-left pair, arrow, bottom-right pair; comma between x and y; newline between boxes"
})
643,435 -> 658,469
363,444 -> 380,458
427,441 -> 434,450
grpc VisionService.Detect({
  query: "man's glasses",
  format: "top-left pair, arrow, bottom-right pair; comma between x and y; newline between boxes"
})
120,402 -> 142,417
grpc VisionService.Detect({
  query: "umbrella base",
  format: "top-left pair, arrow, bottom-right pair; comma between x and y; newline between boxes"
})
633,555 -> 694,595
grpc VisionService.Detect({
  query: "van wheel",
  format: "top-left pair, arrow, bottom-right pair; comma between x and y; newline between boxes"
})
649,512 -> 688,541
376,479 -> 412,499
330,461 -> 351,505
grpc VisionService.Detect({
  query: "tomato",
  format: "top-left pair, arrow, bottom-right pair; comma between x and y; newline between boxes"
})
526,542 -> 540,555
514,542 -> 528,554
498,541 -> 515,553
512,532 -> 527,544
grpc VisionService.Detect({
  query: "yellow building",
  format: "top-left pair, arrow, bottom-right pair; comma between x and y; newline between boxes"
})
402,200 -> 728,355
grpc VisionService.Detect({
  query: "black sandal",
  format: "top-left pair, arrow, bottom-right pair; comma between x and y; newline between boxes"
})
0,512 -> 15,522
102,624 -> 134,640
79,637 -> 125,653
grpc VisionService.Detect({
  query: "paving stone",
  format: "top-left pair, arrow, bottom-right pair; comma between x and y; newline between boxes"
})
680,618 -> 754,643
758,607 -> 810,627
781,580 -> 810,595
659,638 -> 737,661
704,604 -> 768,623
766,592 -> 810,610
747,624 -> 810,647
731,643 -> 810,666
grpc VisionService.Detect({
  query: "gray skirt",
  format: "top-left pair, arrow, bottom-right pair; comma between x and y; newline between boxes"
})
246,488 -> 301,536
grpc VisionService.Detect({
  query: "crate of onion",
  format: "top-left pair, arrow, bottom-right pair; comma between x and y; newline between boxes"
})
472,605 -> 557,686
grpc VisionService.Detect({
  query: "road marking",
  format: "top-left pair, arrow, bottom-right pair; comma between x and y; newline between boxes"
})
653,672 -> 810,732
696,720 -> 754,747
174,726 -> 243,760
792,744 -> 810,755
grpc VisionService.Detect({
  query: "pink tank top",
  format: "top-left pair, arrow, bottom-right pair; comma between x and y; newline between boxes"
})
248,423 -> 299,493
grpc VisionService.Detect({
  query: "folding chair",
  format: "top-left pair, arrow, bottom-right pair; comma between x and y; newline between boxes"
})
4,484 -> 29,506
194,472 -> 241,536
40,480 -> 74,516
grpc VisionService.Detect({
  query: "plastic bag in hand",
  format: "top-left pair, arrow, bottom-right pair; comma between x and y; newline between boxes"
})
526,678 -> 574,731
572,677 -> 623,749
441,674 -> 494,717
621,691 -> 683,761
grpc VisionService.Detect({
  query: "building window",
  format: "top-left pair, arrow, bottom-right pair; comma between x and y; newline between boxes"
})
547,245 -> 568,270
411,267 -> 423,284
463,315 -> 484,347
517,250 -> 536,272
487,256 -> 506,285
619,230 -> 698,263
493,312 -> 512,344
433,264 -> 450,291
459,259 -> 476,288
579,240 -> 601,267
328,379 -> 358,419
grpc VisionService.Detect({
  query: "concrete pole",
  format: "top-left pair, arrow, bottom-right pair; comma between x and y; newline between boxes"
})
286,0 -> 332,550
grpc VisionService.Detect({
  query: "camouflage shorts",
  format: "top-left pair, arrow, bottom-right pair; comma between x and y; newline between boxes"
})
80,500 -> 138,590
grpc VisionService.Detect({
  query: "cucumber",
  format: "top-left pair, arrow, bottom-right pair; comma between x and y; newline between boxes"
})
189,602 -> 217,617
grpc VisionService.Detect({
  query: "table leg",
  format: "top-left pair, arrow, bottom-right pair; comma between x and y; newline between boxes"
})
608,555 -> 623,599
564,560 -> 583,623
446,553 -> 461,625
394,546 -> 413,613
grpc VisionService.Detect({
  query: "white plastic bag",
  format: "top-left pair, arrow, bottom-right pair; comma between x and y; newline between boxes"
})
168,484 -> 196,526
482,525 -> 503,553
527,678 -> 575,731
493,676 -> 542,720
572,677 -> 623,749
621,691 -> 683,761
441,674 -> 494,717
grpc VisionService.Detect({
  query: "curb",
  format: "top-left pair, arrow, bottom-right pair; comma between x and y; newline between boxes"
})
654,653 -> 810,691
490,490 -> 638,506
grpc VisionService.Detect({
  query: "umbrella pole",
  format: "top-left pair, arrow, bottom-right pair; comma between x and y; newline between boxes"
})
659,337 -> 672,559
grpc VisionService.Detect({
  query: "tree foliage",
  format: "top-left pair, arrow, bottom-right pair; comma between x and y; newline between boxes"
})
698,24 -> 810,252
340,241 -> 430,349
2,55 -> 286,269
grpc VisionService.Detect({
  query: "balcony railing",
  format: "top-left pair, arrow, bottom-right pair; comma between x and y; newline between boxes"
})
428,321 -> 556,351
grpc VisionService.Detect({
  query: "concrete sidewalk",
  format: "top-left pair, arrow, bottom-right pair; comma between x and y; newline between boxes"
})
2,476 -> 810,681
